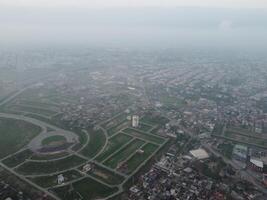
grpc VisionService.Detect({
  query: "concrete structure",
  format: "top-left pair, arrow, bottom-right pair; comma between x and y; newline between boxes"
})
132,115 -> 139,128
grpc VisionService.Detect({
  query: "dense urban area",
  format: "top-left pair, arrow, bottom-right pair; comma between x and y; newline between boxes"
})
0,48 -> 267,200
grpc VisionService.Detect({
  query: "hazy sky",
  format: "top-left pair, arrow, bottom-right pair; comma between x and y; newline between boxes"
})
0,1 -> 266,48
1,0 -> 267,8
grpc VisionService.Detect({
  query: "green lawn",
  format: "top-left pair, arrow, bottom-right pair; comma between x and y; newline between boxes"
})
16,155 -> 86,175
0,118 -> 42,158
125,143 -> 158,174
42,135 -> 66,146
80,129 -> 106,158
95,133 -> 132,162
122,128 -> 165,144
103,139 -> 145,169
52,177 -> 118,200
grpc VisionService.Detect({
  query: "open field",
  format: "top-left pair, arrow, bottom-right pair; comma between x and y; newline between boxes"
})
16,155 -> 86,175
79,129 -> 106,158
2,149 -> 33,168
122,128 -> 165,144
0,117 -> 42,158
86,163 -> 125,185
103,138 -> 145,169
124,143 -> 158,174
95,133 -> 132,162
52,177 -> 118,200
28,170 -> 82,188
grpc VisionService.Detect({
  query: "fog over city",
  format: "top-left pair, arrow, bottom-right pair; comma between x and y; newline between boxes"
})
0,1 -> 267,200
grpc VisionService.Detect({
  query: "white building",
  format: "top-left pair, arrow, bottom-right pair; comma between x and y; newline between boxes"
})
57,174 -> 65,185
132,115 -> 139,127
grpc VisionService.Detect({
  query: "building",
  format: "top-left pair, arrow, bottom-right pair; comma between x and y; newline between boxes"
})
189,148 -> 209,160
248,158 -> 264,172
132,115 -> 139,127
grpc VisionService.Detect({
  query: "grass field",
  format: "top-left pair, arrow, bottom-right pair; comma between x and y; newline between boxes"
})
80,129 -> 106,158
28,170 -> 82,188
95,133 -> 132,162
2,149 -> 33,168
42,135 -> 67,146
52,177 -> 118,200
103,139 -> 145,169
124,143 -> 158,174
122,128 -> 165,144
0,117 -> 42,158
16,155 -> 86,175
87,164 -> 125,185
